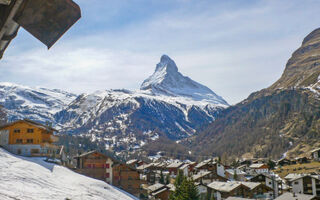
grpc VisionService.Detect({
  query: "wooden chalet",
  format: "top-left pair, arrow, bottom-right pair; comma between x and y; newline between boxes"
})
74,150 -> 114,183
0,119 -> 59,157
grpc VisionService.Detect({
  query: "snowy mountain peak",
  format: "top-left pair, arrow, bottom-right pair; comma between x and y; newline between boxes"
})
157,54 -> 178,74
140,55 -> 229,106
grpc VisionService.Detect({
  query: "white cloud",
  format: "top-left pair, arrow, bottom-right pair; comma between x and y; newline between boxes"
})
1,0 -> 320,104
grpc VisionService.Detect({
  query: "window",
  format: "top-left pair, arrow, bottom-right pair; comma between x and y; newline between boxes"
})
16,139 -> 23,144
87,164 -> 92,168
106,164 -> 110,169
27,129 -> 34,133
105,173 -> 110,178
13,129 -> 20,133
26,139 -> 33,144
294,182 -> 299,185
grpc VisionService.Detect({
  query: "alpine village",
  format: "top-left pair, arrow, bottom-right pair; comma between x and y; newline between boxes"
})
0,0 -> 320,200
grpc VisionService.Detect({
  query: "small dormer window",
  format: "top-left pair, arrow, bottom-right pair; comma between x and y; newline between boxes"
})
27,129 -> 34,133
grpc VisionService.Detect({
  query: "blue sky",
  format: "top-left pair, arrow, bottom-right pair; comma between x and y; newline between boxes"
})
1,0 -> 320,104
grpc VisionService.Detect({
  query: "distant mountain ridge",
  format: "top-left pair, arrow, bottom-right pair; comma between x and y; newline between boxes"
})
188,28 -> 320,160
0,82 -> 77,123
0,55 -> 228,157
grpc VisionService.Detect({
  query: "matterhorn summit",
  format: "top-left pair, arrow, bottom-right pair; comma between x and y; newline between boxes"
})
141,55 -> 228,106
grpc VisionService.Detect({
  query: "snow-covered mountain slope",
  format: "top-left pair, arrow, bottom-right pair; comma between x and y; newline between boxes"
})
0,55 -> 228,156
0,148 -> 137,200
54,56 -> 228,154
141,55 -> 228,105
0,82 -> 76,123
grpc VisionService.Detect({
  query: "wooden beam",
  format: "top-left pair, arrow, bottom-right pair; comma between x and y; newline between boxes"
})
0,0 -> 11,5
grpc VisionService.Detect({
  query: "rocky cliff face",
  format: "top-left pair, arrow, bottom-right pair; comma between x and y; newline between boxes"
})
271,28 -> 320,91
189,28 -> 320,160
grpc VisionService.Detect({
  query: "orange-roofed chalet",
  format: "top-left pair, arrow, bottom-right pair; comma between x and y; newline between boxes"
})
0,119 -> 59,157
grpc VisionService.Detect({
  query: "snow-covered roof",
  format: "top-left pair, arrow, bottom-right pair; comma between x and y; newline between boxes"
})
167,162 -> 184,168
290,174 -> 320,182
249,163 -> 267,169
275,192 -> 316,200
136,163 -> 154,170
207,181 -> 243,192
236,182 -> 261,190
192,171 -> 211,180
151,188 -> 168,196
179,163 -> 190,170
195,159 -> 216,169
126,159 -> 138,165
284,173 -> 303,180
225,169 -> 246,175
147,183 -> 165,192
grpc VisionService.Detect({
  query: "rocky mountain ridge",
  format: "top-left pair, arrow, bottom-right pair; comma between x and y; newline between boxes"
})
188,28 -> 320,160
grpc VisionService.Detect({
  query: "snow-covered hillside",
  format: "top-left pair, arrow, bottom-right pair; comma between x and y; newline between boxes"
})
0,148 -> 137,200
0,82 -> 76,123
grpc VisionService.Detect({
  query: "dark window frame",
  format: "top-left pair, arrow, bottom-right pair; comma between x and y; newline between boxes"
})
16,139 -> 23,144
13,129 -> 20,133
26,139 -> 34,143
27,128 -> 34,133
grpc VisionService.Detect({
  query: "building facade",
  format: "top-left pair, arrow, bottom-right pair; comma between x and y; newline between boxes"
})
0,119 -> 59,157
74,151 -> 114,183
290,175 -> 320,198
113,163 -> 145,197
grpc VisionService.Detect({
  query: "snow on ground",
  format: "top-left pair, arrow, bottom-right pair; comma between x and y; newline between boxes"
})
0,148 -> 138,200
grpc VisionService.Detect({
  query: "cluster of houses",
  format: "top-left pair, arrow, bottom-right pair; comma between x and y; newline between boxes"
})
137,157 -> 320,200
0,119 -> 319,200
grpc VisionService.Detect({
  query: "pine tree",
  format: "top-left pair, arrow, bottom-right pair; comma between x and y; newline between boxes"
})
170,175 -> 199,200
160,171 -> 165,184
268,159 -> 276,170
233,170 -> 238,181
166,174 -> 171,184
175,170 -> 184,186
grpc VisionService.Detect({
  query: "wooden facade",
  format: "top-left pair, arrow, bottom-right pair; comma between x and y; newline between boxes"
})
0,119 -> 59,156
74,151 -> 113,183
113,163 -> 145,197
